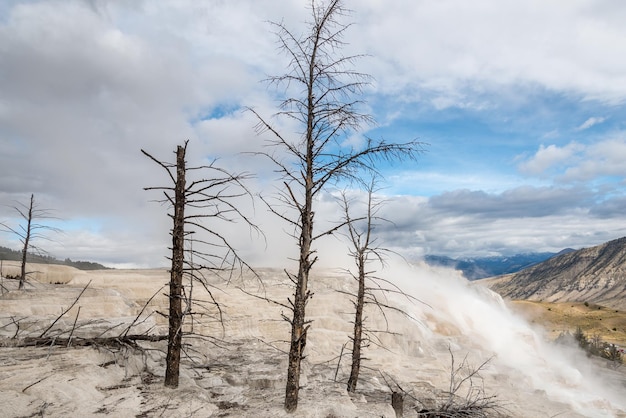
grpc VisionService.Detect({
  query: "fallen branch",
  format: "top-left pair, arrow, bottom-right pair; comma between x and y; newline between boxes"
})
121,284 -> 165,337
67,306 -> 81,347
22,374 -> 53,393
11,334 -> 168,349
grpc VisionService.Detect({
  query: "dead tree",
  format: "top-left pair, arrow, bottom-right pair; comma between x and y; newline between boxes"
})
338,179 -> 426,393
142,141 -> 259,388
417,348 -> 503,417
249,0 -> 423,411
0,194 -> 60,289
340,180 -> 389,393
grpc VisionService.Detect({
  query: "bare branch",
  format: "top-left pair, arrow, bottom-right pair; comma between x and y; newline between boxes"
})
39,280 -> 91,338
122,284 -> 166,337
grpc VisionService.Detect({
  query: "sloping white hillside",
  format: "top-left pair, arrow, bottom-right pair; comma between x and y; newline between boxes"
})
0,262 -> 625,417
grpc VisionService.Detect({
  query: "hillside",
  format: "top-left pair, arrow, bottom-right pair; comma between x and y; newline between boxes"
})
509,300 -> 626,347
482,236 -> 626,310
0,260 -> 83,285
0,245 -> 108,270
1,262 -> 626,417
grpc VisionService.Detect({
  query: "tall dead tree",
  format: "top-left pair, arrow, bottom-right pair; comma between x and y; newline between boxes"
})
249,0 -> 423,411
142,141 -> 258,388
0,194 -> 60,289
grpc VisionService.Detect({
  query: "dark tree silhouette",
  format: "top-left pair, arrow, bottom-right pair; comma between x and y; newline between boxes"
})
142,141 -> 259,388
249,0 -> 423,411
0,194 -> 60,289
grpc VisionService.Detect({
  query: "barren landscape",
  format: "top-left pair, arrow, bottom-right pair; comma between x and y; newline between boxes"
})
1,261 -> 625,417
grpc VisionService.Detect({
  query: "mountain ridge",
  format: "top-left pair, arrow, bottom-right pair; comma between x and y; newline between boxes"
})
480,236 -> 626,310
424,250 -> 573,280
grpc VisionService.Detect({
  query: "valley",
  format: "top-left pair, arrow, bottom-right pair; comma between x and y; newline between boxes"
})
510,300 -> 626,348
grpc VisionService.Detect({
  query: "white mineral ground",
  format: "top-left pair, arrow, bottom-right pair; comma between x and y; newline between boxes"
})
0,260 -> 625,417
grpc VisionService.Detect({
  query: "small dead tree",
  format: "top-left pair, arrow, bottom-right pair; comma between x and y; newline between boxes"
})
249,0 -> 423,411
1,194 -> 60,289
339,179 -> 419,393
340,179 -> 388,392
142,141 -> 259,388
416,348 -> 503,417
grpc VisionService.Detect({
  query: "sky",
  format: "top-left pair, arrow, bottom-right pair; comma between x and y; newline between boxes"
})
1,0 -> 626,268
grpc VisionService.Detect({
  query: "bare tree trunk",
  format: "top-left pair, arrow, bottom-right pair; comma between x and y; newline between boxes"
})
143,142 -> 258,389
391,391 -> 403,417
164,145 -> 186,388
285,283 -> 307,411
284,64 -> 318,410
19,194 -> 34,290
285,189 -> 313,411
347,252 -> 365,392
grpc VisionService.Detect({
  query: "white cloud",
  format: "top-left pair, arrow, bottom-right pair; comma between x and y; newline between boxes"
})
376,192 -> 626,259
517,143 -> 583,176
355,0 -> 626,104
518,136 -> 626,182
563,137 -> 626,181
576,116 -> 606,131
3,0 -> 626,266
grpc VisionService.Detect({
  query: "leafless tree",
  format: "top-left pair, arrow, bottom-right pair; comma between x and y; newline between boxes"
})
142,141 -> 259,388
379,348 -> 504,417
340,179 -> 388,392
338,179 -> 423,393
1,194 -> 61,289
416,348 -> 504,417
249,0 -> 423,411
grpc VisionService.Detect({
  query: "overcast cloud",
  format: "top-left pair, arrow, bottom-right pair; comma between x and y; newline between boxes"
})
1,0 -> 626,267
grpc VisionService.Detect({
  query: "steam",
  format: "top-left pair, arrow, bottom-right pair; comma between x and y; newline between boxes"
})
385,261 -> 626,418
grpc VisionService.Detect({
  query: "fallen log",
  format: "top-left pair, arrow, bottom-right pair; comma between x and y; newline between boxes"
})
3,334 -> 168,348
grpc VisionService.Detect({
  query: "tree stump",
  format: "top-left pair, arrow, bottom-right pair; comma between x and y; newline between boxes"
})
391,391 -> 403,417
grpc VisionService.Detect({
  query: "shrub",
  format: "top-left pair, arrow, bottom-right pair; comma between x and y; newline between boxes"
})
573,326 -> 589,350
415,348 -> 506,417
569,327 -> 623,367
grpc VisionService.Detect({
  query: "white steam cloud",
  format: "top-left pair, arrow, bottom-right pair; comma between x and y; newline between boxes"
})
383,261 -> 626,417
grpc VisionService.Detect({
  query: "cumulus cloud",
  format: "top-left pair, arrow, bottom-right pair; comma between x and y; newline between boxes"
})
0,0 -> 283,265
562,137 -> 626,181
517,143 -> 584,176
518,136 -> 626,183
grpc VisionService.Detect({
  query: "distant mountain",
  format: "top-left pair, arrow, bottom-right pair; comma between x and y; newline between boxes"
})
480,237 -> 626,310
0,246 -> 108,270
425,251 -> 569,280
